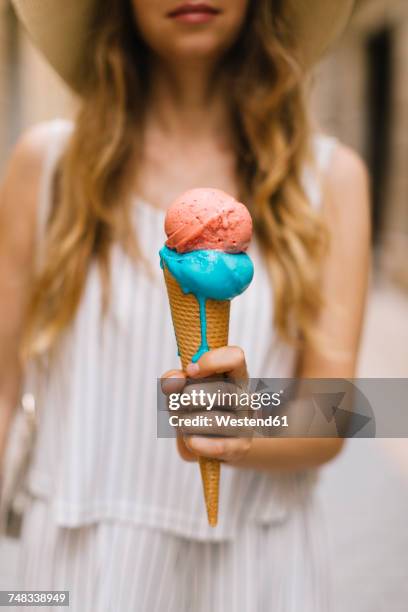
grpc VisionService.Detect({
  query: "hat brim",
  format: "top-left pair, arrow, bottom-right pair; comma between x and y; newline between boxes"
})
11,0 -> 356,94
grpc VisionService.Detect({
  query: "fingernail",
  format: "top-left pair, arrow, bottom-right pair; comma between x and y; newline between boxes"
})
187,436 -> 211,454
186,362 -> 200,376
161,375 -> 183,394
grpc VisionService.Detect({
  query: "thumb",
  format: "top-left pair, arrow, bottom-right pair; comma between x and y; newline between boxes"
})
160,369 -> 186,395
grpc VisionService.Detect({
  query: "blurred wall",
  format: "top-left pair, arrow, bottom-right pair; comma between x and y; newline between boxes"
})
312,0 -> 408,289
1,0 -> 407,289
0,1 -> 74,169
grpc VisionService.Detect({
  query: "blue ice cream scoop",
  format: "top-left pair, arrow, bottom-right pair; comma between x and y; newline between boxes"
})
160,246 -> 254,362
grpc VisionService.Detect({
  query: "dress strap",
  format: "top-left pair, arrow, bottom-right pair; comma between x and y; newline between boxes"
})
35,119 -> 73,270
314,134 -> 338,173
304,134 -> 338,211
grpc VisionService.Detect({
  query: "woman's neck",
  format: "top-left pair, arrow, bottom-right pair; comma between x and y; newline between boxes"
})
146,57 -> 231,139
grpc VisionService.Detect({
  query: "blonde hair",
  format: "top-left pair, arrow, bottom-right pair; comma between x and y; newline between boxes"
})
22,0 -> 328,360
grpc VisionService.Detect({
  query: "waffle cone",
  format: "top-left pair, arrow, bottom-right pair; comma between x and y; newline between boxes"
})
163,266 -> 230,526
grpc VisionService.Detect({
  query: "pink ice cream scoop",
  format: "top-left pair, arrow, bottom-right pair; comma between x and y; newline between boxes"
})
165,188 -> 252,254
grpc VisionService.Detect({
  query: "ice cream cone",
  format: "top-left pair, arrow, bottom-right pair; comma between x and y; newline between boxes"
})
161,188 -> 253,526
163,266 -> 229,527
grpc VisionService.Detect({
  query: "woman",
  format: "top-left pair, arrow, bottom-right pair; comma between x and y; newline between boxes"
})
1,0 -> 370,610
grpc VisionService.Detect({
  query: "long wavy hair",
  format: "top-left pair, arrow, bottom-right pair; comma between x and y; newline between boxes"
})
21,0 -> 328,360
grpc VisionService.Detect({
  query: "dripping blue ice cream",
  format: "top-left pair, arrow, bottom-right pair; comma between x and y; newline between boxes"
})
160,188 -> 254,363
160,246 -> 254,361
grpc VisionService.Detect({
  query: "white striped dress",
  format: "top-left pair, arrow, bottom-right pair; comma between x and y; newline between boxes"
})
15,119 -> 337,611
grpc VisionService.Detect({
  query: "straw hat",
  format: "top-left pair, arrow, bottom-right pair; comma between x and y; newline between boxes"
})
11,0 -> 357,93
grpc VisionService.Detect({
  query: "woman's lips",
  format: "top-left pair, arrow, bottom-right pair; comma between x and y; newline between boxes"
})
167,3 -> 221,24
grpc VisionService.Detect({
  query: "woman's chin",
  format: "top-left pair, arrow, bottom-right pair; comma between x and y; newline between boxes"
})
151,30 -> 235,64
161,47 -> 226,67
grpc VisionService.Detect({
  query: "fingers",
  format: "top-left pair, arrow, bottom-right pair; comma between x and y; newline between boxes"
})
185,346 -> 247,381
163,350 -> 249,465
160,369 -> 186,395
184,435 -> 252,464
176,408 -> 253,437
176,432 -> 197,463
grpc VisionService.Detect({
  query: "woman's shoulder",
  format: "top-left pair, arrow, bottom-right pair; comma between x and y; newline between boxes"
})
314,135 -> 370,233
3,119 -> 73,184
0,119 -> 74,261
17,118 -> 73,159
312,133 -> 368,182
305,133 -> 369,223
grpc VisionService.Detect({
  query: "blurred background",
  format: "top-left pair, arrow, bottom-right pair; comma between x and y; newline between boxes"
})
0,0 -> 407,610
